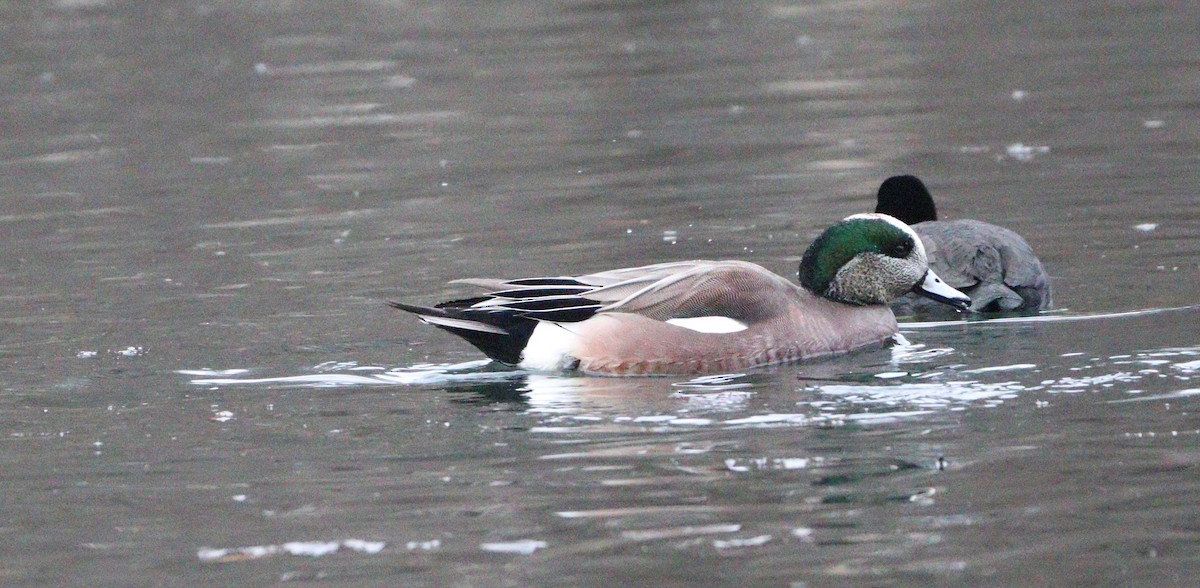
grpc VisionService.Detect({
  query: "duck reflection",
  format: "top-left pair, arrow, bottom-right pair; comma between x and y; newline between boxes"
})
449,372 -> 756,416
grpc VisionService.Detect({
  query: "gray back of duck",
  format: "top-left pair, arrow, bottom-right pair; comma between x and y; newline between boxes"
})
896,220 -> 1051,314
875,175 -> 1052,315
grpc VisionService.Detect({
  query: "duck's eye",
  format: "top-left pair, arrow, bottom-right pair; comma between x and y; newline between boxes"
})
887,240 -> 913,258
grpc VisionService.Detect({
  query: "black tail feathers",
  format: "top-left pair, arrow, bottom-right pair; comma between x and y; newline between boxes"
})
387,300 -> 536,365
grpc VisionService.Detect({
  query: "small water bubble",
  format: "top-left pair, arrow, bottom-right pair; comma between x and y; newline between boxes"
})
1011,89 -> 1027,101
406,539 -> 441,551
909,487 -> 937,504
1143,119 -> 1165,129
345,539 -> 386,554
713,535 -> 773,550
479,539 -> 546,555
1005,142 -> 1050,162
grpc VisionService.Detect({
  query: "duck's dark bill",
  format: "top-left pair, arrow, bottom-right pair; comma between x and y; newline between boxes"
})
912,270 -> 971,311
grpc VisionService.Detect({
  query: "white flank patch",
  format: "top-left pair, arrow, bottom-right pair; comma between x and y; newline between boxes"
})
520,322 -> 580,371
666,316 -> 749,333
421,315 -> 507,334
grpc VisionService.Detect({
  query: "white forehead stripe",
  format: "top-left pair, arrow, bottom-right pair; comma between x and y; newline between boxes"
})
844,212 -> 912,234
842,213 -> 926,258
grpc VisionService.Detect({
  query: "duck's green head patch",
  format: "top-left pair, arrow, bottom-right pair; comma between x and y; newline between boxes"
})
799,214 -> 920,302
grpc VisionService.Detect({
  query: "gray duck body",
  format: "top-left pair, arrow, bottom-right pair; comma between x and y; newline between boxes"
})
876,175 -> 1052,314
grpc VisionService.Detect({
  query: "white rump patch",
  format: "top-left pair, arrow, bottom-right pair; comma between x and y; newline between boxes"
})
420,315 -> 507,334
666,316 -> 749,334
520,322 -> 580,371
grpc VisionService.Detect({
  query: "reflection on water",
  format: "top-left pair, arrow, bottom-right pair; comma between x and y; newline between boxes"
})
170,308 -> 1200,586
3,0 -> 1200,585
182,310 -> 1200,430
197,538 -> 386,563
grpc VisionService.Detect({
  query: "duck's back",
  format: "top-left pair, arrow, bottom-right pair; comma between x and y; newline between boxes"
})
912,219 -> 1051,312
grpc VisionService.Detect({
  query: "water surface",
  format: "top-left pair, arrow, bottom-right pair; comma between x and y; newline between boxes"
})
2,0 -> 1199,585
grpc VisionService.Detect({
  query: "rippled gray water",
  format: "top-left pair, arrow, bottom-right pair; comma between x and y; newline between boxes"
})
3,1 -> 1199,586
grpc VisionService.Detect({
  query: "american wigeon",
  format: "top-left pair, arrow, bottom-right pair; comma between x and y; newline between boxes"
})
391,213 -> 970,376
875,175 -> 1052,313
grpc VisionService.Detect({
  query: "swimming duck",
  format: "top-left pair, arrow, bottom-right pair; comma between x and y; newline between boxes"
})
388,213 -> 969,374
391,213 -> 970,375
875,175 -> 1052,313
